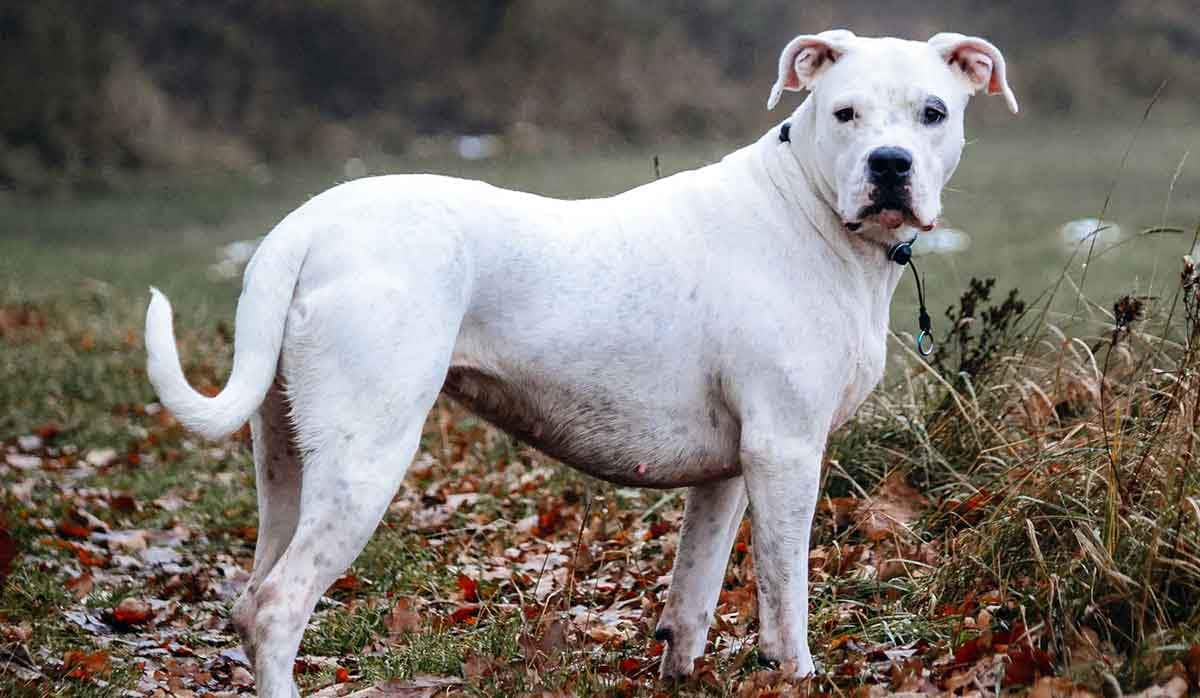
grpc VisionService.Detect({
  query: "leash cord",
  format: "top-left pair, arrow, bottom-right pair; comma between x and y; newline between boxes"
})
888,241 -> 935,356
908,258 -> 934,356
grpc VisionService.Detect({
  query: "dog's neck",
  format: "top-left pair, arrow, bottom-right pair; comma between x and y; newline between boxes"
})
752,109 -> 908,284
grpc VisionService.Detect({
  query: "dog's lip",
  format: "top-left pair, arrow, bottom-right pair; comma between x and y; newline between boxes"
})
845,206 -> 935,232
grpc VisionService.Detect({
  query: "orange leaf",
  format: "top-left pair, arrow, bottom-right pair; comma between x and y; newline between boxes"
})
66,573 -> 94,599
449,604 -> 480,624
73,545 -> 109,568
456,573 -> 479,602
64,650 -> 111,679
332,574 -> 361,593
57,518 -> 91,540
111,597 -> 154,626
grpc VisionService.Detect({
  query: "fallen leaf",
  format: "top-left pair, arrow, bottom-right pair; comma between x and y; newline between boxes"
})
0,525 -> 16,586
230,665 -> 255,687
65,572 -> 94,599
854,472 -> 928,541
1004,643 -> 1054,687
56,518 -> 92,540
456,573 -> 479,602
63,649 -> 111,679
462,653 -> 496,679
1127,676 -> 1189,698
332,574 -> 362,593
0,621 -> 32,642
311,675 -> 463,697
448,605 -> 479,625
385,597 -> 421,637
111,597 -> 154,627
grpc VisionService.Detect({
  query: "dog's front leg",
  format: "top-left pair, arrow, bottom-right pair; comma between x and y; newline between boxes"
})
655,477 -> 748,677
741,431 -> 824,676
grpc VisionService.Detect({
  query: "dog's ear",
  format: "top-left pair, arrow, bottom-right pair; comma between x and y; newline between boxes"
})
927,33 -> 1019,114
767,29 -> 856,110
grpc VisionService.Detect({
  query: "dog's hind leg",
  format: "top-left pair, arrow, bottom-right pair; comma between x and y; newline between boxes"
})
655,476 -> 748,677
230,376 -> 302,671
246,283 -> 459,698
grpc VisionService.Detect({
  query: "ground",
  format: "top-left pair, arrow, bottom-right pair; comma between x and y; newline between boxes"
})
3,118 -> 1200,696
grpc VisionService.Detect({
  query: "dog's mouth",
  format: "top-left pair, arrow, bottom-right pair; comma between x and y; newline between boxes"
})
844,203 -> 934,233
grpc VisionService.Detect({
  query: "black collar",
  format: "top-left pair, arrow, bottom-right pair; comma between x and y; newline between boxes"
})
886,237 -> 916,266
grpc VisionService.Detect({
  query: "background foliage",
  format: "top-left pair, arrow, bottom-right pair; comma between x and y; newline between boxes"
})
4,1 -> 1200,190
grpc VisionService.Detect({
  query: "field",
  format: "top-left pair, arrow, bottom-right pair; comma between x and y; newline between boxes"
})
3,113 -> 1200,696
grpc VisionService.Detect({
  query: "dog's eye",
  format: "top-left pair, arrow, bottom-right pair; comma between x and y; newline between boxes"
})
833,107 -> 855,123
922,98 -> 948,125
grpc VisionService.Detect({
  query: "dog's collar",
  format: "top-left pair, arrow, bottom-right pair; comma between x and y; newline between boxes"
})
886,236 -> 916,266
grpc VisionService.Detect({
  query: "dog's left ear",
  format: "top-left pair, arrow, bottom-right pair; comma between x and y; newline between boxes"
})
928,33 -> 1019,114
767,29 -> 856,110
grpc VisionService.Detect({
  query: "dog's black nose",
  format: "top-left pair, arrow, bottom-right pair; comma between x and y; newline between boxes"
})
867,147 -> 913,186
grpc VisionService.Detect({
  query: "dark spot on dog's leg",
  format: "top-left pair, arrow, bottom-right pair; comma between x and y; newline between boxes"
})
654,627 -> 674,644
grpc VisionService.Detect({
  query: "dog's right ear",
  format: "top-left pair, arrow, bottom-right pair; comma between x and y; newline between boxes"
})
767,29 -> 856,110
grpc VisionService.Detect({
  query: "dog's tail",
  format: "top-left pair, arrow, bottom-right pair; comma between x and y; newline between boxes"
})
145,227 -> 308,440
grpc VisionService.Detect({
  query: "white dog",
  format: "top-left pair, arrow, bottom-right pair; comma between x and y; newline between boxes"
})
145,30 -> 1016,695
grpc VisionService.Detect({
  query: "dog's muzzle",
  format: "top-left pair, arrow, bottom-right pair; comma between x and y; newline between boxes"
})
851,146 -> 916,231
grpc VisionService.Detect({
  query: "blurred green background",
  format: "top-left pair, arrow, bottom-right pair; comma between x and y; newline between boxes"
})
4,1 -> 1200,340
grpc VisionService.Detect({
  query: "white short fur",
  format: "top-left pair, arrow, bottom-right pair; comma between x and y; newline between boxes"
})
145,30 -> 1016,695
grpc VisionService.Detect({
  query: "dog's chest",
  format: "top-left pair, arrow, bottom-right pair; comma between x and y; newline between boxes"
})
832,314 -> 889,428
441,366 -> 741,488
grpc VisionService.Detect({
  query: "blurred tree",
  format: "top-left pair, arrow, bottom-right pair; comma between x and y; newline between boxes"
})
0,0 -> 1195,191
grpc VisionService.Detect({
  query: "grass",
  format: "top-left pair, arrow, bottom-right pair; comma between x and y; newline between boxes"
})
2,117 -> 1200,695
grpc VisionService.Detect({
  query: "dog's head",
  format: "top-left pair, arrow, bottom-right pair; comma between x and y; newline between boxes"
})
768,30 -> 1018,238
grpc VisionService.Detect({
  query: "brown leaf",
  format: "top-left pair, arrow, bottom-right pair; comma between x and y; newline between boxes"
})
111,597 -> 154,627
1127,676 -> 1189,698
56,518 -> 92,540
521,618 -> 569,659
332,573 -> 362,593
385,597 -> 421,637
461,653 -> 496,680
313,675 -> 463,698
854,472 -> 928,541
65,573 -> 94,599
0,524 -> 16,586
63,649 -> 111,679
1004,643 -> 1054,687
455,573 -> 479,602
0,621 -> 32,642
230,665 -> 255,687
447,604 -> 479,625
1028,676 -> 1087,698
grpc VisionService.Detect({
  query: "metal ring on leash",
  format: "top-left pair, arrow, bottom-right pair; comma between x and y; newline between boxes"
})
916,330 -> 934,356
